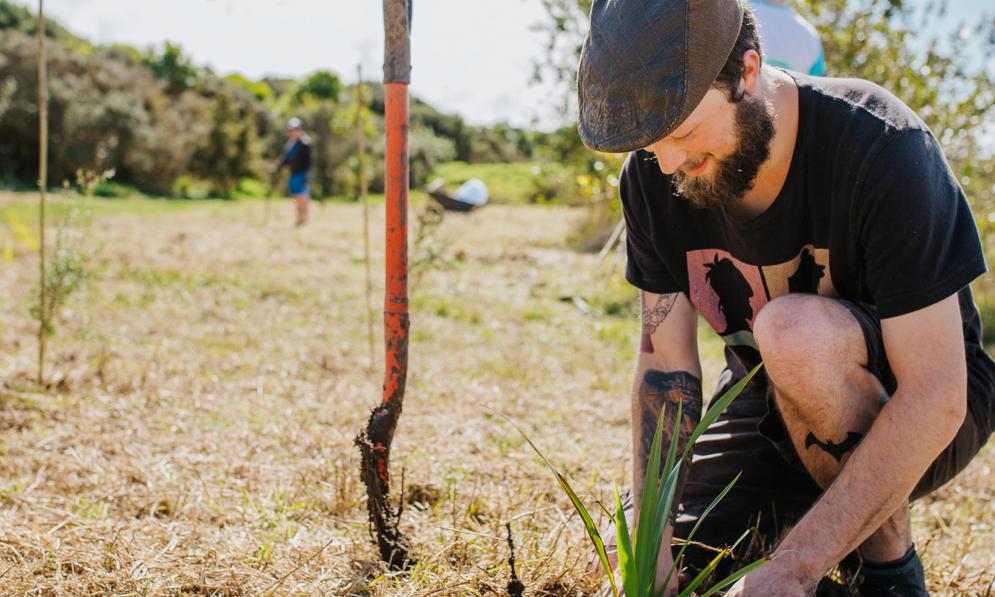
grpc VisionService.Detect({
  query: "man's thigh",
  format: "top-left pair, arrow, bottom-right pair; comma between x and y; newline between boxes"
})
794,298 -> 994,498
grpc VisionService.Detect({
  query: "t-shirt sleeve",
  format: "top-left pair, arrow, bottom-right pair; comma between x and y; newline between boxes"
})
619,154 -> 682,295
857,130 -> 988,318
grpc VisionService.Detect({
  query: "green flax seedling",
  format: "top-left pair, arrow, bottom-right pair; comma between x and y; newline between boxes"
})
514,363 -> 765,596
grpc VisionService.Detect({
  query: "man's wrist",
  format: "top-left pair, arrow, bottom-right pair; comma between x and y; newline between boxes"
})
768,543 -> 821,590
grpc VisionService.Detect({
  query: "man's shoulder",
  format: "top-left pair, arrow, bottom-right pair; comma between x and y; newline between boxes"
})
801,74 -> 928,134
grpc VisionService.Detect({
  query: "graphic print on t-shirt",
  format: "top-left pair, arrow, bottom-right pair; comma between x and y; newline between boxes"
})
688,245 -> 836,348
762,245 -> 836,298
687,250 -> 768,349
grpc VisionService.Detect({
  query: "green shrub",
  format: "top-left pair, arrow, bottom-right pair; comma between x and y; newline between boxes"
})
232,177 -> 269,199
171,175 -> 211,200
92,180 -> 142,198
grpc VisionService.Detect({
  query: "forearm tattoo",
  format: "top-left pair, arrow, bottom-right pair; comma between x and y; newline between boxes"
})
804,431 -> 864,463
637,370 -> 703,521
640,292 -> 678,354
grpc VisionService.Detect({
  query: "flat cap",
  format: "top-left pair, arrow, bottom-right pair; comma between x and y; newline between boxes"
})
578,0 -> 744,153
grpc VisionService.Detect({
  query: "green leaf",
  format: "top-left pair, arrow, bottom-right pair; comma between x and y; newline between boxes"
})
697,558 -> 768,597
614,483 -> 636,597
502,414 -> 617,595
634,400 -> 668,589
680,529 -> 766,597
684,363 -> 763,460
662,401 -> 681,492
678,547 -> 729,597
662,473 -> 742,591
552,470 -> 617,597
650,457 -> 681,567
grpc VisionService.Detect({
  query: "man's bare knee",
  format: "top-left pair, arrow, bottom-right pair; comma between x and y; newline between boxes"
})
753,295 -> 868,396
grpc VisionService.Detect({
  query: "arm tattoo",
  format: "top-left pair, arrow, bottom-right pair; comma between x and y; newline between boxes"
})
640,292 -> 678,354
804,431 -> 864,463
636,369 -> 703,521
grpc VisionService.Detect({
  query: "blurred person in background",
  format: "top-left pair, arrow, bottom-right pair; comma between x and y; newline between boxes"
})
749,0 -> 825,75
272,117 -> 313,226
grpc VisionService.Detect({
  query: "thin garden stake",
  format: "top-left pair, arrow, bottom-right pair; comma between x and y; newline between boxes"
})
36,0 -> 47,387
354,0 -> 412,569
356,63 -> 375,370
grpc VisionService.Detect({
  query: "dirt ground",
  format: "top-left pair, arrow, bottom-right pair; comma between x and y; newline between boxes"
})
0,196 -> 991,595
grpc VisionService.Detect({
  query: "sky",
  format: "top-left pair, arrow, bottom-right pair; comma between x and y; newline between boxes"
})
22,0 -> 995,131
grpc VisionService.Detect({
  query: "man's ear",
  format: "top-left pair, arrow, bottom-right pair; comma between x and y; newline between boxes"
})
740,49 -> 762,95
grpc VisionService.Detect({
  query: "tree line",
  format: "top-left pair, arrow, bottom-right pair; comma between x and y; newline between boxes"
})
0,0 -> 548,199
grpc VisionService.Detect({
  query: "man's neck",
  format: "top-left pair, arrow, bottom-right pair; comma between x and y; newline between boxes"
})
728,68 -> 799,221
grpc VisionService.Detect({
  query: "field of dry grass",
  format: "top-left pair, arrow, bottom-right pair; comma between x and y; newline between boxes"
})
0,194 -> 991,595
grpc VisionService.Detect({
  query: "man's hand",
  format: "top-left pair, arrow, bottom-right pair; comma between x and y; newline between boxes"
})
723,560 -> 807,597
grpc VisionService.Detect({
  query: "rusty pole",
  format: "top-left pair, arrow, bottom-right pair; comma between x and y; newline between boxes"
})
355,0 -> 412,569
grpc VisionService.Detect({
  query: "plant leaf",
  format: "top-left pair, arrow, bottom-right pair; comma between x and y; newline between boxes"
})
501,415 -> 617,594
634,401 -> 668,589
678,547 -> 729,597
555,470 -> 617,593
684,363 -> 763,460
662,473 -> 742,591
697,558 -> 768,597
614,483 -> 636,597
640,403 -> 684,596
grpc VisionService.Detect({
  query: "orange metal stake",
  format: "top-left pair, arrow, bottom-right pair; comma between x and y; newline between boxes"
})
355,0 -> 412,569
382,81 -> 409,418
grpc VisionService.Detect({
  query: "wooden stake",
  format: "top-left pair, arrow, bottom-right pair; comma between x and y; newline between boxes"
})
37,0 -> 47,387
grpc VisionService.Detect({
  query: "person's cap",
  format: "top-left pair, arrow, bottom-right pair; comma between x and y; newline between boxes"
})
287,117 -> 303,130
577,0 -> 744,153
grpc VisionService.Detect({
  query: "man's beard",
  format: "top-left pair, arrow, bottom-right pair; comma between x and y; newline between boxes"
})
672,94 -> 776,210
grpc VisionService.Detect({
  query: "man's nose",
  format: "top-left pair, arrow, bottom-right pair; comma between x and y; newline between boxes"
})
654,147 -> 687,175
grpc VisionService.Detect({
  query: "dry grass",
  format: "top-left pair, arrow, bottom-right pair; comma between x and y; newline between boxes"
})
0,195 -> 991,595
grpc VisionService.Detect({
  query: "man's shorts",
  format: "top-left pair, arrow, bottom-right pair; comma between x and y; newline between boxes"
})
673,297 -> 995,568
288,171 -> 310,196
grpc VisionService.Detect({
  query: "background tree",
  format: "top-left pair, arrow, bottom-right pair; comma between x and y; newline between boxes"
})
142,42 -> 199,95
0,0 -> 540,199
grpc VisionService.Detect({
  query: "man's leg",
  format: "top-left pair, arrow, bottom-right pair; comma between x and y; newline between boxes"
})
752,294 -> 924,586
294,194 -> 309,226
675,363 -> 823,576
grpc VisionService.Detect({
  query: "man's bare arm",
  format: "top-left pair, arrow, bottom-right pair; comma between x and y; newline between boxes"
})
632,291 -> 702,512
770,294 -> 967,589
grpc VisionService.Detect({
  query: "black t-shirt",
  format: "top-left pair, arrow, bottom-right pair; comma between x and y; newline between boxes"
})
621,73 -> 989,375
278,139 -> 312,174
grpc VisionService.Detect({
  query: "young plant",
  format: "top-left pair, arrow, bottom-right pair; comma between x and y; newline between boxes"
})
30,176 -> 98,346
514,362 -> 765,596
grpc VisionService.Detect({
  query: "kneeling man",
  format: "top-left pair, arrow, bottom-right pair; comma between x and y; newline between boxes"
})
577,0 -> 994,595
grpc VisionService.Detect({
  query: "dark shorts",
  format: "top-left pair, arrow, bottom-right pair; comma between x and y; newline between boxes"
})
674,298 -> 995,569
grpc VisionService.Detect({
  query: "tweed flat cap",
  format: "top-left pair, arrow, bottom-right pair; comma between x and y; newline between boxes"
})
578,0 -> 744,153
